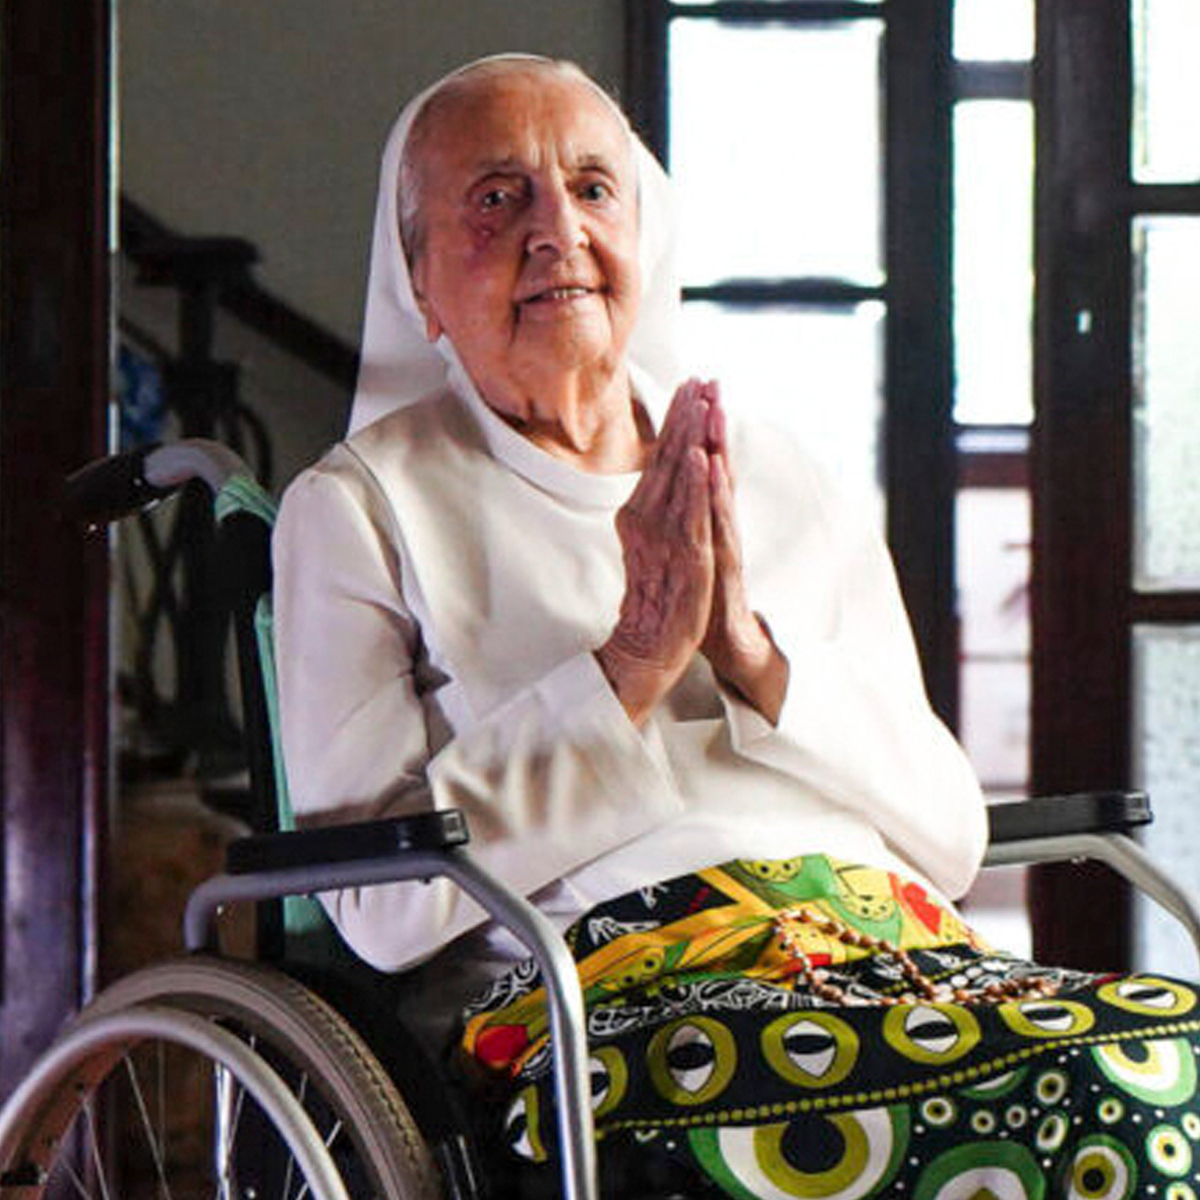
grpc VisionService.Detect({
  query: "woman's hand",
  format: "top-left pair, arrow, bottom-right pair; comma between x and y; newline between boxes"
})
596,381 -> 715,725
699,382 -> 789,724
598,378 -> 788,726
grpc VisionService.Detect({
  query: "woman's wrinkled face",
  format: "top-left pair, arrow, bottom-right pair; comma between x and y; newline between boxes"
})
407,69 -> 641,405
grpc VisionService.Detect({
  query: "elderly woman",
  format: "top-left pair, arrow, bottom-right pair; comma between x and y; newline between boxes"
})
274,54 -> 1200,1200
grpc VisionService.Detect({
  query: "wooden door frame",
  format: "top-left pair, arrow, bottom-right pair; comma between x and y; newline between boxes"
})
885,0 -> 957,726
0,0 -> 112,1098
1030,0 -> 1133,970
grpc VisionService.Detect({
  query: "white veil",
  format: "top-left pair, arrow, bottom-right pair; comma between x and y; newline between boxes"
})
347,54 -> 683,436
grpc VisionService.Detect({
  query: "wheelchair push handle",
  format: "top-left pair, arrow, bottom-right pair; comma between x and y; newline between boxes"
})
64,438 -> 253,528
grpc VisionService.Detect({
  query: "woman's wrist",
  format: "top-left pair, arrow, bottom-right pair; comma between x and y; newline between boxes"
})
594,641 -> 664,727
708,615 -> 789,726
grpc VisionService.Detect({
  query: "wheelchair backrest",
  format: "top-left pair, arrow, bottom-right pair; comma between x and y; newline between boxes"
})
67,441 -> 345,963
214,471 -> 358,964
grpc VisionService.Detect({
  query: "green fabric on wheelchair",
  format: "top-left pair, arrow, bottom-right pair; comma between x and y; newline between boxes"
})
213,475 -> 358,969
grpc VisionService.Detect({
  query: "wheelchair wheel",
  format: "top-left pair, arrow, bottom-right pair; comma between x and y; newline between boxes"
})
0,1004 -> 357,1200
0,956 -> 443,1199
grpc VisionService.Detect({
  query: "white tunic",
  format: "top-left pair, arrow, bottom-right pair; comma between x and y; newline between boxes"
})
272,380 -> 987,1008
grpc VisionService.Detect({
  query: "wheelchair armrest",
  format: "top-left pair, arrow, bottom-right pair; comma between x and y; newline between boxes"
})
225,810 -> 470,875
981,789 -> 1200,974
986,790 -> 1151,845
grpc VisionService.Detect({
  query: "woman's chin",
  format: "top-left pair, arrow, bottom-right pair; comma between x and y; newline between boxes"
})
514,320 -> 620,376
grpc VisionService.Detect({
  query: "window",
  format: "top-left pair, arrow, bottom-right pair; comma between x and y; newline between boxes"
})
634,0 -> 1200,973
667,8 -> 888,502
630,0 -> 1037,950
630,1 -> 1034,768
627,0 -> 960,725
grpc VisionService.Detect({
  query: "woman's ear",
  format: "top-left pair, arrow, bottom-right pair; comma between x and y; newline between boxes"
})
410,260 -> 444,343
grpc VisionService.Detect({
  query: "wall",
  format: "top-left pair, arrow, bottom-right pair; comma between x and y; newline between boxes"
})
116,2 -> 628,777
119,0 -> 626,348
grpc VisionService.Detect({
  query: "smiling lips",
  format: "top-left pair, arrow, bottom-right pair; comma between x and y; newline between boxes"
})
519,284 -> 598,306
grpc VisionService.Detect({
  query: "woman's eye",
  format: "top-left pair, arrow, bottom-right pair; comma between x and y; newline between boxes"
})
479,189 -> 510,211
579,180 -> 612,202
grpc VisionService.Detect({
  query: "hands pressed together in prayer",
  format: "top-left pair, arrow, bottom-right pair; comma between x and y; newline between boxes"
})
596,379 -> 790,727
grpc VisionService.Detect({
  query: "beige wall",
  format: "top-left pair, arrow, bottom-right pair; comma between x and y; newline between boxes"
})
119,0 -> 626,345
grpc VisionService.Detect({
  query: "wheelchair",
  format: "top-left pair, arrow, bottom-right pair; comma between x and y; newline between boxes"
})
0,439 -> 1197,1200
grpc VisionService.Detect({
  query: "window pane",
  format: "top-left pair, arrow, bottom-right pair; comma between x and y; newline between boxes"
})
957,487 -> 1030,792
1133,0 -> 1200,182
669,21 -> 883,285
1133,626 -> 1200,973
678,302 -> 884,504
953,101 -> 1034,425
953,0 -> 1035,62
957,489 -> 1030,656
1132,217 -> 1200,589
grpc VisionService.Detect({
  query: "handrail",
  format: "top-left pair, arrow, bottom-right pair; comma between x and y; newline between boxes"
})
120,195 -> 358,392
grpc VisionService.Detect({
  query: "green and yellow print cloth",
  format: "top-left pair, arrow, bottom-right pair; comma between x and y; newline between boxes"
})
459,854 -> 1200,1199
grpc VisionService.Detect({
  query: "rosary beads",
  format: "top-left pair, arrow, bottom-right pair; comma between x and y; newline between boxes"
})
772,904 -> 1060,1008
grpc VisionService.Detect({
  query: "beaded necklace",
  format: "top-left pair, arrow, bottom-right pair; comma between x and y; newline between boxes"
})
772,905 -> 1061,1008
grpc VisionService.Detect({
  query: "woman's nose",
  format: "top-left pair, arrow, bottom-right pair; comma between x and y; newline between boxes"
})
526,182 -> 586,256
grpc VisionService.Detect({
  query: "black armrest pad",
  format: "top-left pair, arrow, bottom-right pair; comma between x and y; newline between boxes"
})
987,791 -> 1151,844
226,810 -> 470,875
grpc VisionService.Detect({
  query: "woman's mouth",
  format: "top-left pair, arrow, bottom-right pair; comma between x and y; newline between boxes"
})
522,286 -> 594,304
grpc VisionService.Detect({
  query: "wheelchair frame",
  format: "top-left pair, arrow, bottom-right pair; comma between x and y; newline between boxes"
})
1,438 -> 1197,1200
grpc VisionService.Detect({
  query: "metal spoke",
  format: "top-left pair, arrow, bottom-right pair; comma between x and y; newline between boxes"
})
158,1038 -> 169,1183
123,1053 -> 176,1200
290,1112 -> 345,1200
60,1153 -> 95,1200
278,1072 -> 312,1200
214,1064 -> 240,1200
80,1097 -> 114,1200
210,1027 -> 253,1200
